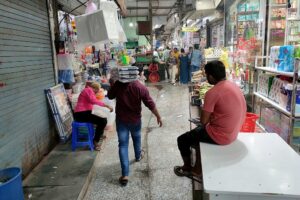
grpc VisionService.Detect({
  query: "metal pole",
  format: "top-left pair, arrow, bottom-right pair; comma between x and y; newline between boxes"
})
149,0 -> 153,51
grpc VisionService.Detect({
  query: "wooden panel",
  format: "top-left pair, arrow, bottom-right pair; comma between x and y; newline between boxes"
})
0,0 -> 56,175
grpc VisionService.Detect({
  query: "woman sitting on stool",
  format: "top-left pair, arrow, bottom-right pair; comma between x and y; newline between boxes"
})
74,82 -> 113,151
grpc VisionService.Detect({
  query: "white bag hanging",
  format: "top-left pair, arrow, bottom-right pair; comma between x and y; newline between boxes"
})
91,105 -> 110,118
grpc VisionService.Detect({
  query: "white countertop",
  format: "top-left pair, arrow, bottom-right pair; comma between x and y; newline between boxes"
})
200,133 -> 300,198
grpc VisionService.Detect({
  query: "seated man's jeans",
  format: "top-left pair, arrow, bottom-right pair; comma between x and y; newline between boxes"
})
116,119 -> 142,176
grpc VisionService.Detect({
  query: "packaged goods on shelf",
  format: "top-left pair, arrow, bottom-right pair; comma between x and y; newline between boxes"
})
268,77 -> 287,103
295,85 -> 300,114
204,48 -> 224,60
269,46 -> 280,69
278,45 -> 294,72
260,106 -> 290,143
257,74 -> 274,97
191,70 -> 205,82
293,121 -> 300,143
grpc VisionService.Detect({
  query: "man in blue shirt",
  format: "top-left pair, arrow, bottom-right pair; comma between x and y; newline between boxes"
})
190,44 -> 202,78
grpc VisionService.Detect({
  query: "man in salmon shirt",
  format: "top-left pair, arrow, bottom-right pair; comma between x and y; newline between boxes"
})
174,60 -> 246,181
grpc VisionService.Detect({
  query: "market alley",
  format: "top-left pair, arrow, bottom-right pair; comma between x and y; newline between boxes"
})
83,83 -> 193,200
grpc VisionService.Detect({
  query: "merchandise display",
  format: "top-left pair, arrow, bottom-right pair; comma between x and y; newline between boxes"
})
287,0 -> 300,44
254,44 -> 300,145
211,23 -> 224,47
267,2 -> 287,53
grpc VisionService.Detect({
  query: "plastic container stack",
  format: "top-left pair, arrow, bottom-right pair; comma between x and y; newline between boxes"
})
118,66 -> 139,83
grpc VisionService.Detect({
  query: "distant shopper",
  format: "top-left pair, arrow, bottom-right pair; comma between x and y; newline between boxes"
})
190,44 -> 202,78
174,61 -> 246,180
74,82 -> 113,151
108,80 -> 162,186
92,45 -> 100,64
163,47 -> 171,79
168,50 -> 178,85
153,48 -> 159,58
172,48 -> 180,81
179,48 -> 189,84
188,46 -> 193,81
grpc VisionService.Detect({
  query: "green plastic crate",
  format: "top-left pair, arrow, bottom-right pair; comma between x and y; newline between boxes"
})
136,56 -> 153,64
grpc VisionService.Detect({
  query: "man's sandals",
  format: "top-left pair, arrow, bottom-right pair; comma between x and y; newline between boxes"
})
136,149 -> 145,162
174,166 -> 202,183
119,176 -> 128,186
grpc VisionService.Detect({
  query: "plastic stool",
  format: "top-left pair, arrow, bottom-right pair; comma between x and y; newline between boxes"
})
72,122 -> 95,151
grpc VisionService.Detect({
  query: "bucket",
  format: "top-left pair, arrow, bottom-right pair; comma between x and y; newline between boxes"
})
0,167 -> 24,200
240,113 -> 259,133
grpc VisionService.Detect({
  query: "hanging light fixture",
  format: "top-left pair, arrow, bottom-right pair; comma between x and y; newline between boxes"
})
129,10 -> 134,27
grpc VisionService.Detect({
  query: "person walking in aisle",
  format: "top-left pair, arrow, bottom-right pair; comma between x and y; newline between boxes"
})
107,80 -> 162,186
188,46 -> 193,81
162,46 -> 171,80
74,82 -> 113,151
172,48 -> 180,82
190,44 -> 202,79
168,50 -> 178,85
174,60 -> 246,181
179,48 -> 189,84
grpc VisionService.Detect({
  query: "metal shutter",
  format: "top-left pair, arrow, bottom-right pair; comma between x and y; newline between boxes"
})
0,0 -> 56,175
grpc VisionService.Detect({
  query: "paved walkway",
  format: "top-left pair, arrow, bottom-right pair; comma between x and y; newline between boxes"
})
84,83 -> 193,200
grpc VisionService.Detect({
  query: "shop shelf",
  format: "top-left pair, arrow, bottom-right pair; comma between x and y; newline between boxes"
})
255,121 -> 267,133
255,66 -> 294,77
254,92 -> 292,116
287,18 -> 300,21
270,3 -> 287,8
271,17 -> 286,20
237,11 -> 259,15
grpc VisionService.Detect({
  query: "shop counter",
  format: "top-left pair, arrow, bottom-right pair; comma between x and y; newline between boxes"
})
200,133 -> 300,200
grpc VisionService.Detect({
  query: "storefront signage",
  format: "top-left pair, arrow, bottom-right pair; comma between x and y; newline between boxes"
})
182,27 -> 199,32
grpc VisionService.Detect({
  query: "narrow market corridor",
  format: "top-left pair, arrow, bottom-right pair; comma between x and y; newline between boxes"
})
83,83 -> 193,200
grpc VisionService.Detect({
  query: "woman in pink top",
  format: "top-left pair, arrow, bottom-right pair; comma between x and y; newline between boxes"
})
74,82 -> 113,150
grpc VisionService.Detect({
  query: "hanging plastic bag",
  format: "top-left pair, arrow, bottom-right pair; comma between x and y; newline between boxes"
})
85,0 -> 97,14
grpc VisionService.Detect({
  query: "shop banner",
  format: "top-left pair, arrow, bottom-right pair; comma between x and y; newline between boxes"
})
182,27 -> 199,32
